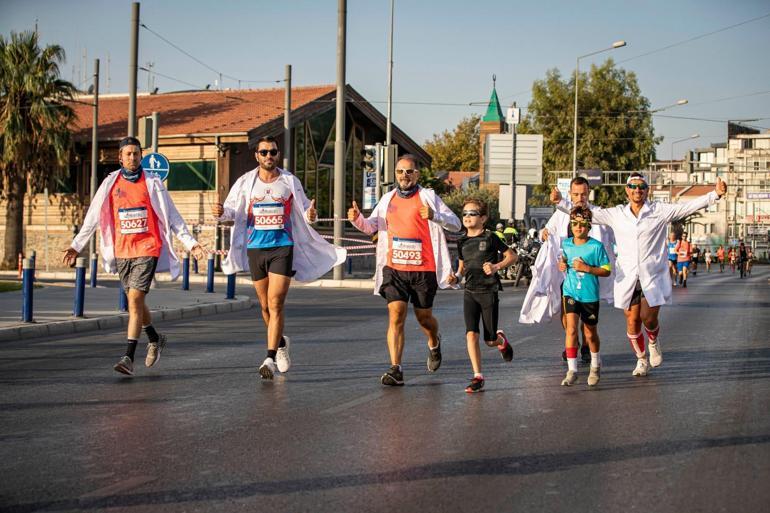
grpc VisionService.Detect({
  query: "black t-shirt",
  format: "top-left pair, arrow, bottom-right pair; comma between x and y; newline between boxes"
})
457,230 -> 509,291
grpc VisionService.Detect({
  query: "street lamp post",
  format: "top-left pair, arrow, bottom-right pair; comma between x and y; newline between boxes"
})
669,133 -> 700,201
572,40 -> 626,177
644,99 -> 688,178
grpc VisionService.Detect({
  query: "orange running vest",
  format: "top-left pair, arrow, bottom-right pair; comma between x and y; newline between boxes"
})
386,193 -> 435,272
110,174 -> 163,258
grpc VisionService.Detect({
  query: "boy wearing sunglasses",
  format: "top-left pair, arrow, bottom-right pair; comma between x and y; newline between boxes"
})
556,206 -> 611,386
447,199 -> 516,393
551,173 -> 727,377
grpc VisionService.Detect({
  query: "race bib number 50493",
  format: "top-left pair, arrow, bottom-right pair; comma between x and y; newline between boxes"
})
392,237 -> 423,266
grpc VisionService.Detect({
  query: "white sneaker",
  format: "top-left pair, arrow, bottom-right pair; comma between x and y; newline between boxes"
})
276,336 -> 291,373
649,340 -> 663,367
632,357 -> 650,377
259,358 -> 277,380
587,366 -> 601,386
561,370 -> 578,386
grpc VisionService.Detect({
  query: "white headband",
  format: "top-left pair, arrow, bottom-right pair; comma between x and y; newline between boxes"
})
626,175 -> 648,186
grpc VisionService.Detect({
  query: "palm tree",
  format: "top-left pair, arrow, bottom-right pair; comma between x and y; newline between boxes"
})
0,30 -> 76,269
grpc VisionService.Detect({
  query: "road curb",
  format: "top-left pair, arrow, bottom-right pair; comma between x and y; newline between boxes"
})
0,295 -> 253,342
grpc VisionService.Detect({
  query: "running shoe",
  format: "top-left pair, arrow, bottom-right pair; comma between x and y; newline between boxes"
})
427,337 -> 442,372
381,365 -> 404,386
561,370 -> 578,386
259,357 -> 278,380
632,357 -> 649,377
561,350 -> 567,362
276,336 -> 291,373
113,356 -> 134,376
465,376 -> 485,393
587,366 -> 601,386
648,340 -> 663,367
497,330 -> 513,362
145,333 -> 167,368
580,343 -> 591,364
682,281 -> 687,288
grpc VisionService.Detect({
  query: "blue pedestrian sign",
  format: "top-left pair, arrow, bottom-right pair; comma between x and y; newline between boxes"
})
141,152 -> 170,182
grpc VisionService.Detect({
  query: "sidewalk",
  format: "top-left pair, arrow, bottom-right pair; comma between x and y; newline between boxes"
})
0,270 -> 376,342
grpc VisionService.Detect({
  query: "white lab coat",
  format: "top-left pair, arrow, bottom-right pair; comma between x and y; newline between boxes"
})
519,231 -> 564,324
560,191 -> 720,309
544,204 -> 616,304
70,170 -> 198,280
217,168 -> 347,282
350,187 -> 462,295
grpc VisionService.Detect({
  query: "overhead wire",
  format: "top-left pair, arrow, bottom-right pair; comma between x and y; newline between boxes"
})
140,23 -> 282,85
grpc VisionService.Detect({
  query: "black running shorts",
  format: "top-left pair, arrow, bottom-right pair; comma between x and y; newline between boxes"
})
247,246 -> 294,281
563,296 -> 600,326
116,256 -> 158,293
379,266 -> 438,309
463,290 -> 499,342
629,279 -> 646,307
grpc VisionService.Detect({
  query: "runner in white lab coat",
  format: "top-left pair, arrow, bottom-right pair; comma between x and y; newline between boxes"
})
551,172 -> 727,377
212,136 -> 346,380
540,176 -> 615,364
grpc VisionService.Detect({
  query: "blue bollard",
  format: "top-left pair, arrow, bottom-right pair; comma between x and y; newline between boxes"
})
89,253 -> 98,288
118,281 -> 128,312
226,273 -> 235,299
206,254 -> 215,293
192,256 -> 199,274
73,257 -> 86,317
182,252 -> 190,291
21,258 -> 34,322
347,256 -> 353,275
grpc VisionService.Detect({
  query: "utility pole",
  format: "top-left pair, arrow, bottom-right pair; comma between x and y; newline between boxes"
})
385,0 -> 394,147
284,64 -> 292,171
333,0 -> 347,280
151,111 -> 159,152
89,59 -> 100,257
127,2 -> 140,136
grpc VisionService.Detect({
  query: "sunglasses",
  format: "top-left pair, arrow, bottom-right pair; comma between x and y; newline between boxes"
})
462,210 -> 481,217
395,168 -> 417,176
626,183 -> 649,190
570,220 -> 590,227
257,149 -> 279,157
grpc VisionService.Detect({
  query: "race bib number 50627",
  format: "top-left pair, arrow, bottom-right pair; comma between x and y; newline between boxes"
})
118,207 -> 149,234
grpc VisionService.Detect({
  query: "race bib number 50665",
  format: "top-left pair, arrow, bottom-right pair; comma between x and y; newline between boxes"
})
252,203 -> 285,230
118,207 -> 149,234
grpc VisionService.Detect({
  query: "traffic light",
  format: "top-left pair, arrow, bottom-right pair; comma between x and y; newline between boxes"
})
361,145 -> 378,175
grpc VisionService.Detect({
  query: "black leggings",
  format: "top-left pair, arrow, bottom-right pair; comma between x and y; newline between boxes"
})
463,290 -> 499,342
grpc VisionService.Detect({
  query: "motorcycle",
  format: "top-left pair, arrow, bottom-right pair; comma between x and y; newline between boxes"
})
511,236 -> 540,288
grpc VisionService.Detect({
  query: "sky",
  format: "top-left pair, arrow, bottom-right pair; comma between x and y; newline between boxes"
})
2,0 -> 769,161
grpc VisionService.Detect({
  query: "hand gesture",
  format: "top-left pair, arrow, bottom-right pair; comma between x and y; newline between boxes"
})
62,247 -> 79,267
571,257 -> 589,273
307,199 -> 317,223
558,257 -> 567,273
212,202 -> 224,218
348,200 -> 361,222
541,228 -> 550,241
419,198 -> 434,220
190,244 -> 207,261
447,273 -> 458,285
715,177 -> 727,198
550,186 -> 562,204
482,261 -> 498,276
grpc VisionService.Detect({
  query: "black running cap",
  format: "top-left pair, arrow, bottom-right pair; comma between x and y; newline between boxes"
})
119,136 -> 142,149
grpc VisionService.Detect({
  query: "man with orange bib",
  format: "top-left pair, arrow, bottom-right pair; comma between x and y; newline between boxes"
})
348,154 -> 461,386
64,136 -> 205,376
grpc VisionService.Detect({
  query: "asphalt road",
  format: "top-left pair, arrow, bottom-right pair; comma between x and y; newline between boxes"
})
1,266 -> 768,513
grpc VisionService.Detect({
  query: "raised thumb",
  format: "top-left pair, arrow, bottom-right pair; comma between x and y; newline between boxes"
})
352,200 -> 359,209
309,199 -> 316,208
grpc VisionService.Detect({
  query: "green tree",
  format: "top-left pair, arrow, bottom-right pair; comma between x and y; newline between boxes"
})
0,31 -> 75,268
519,59 -> 660,206
424,114 -> 480,172
417,166 -> 449,195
